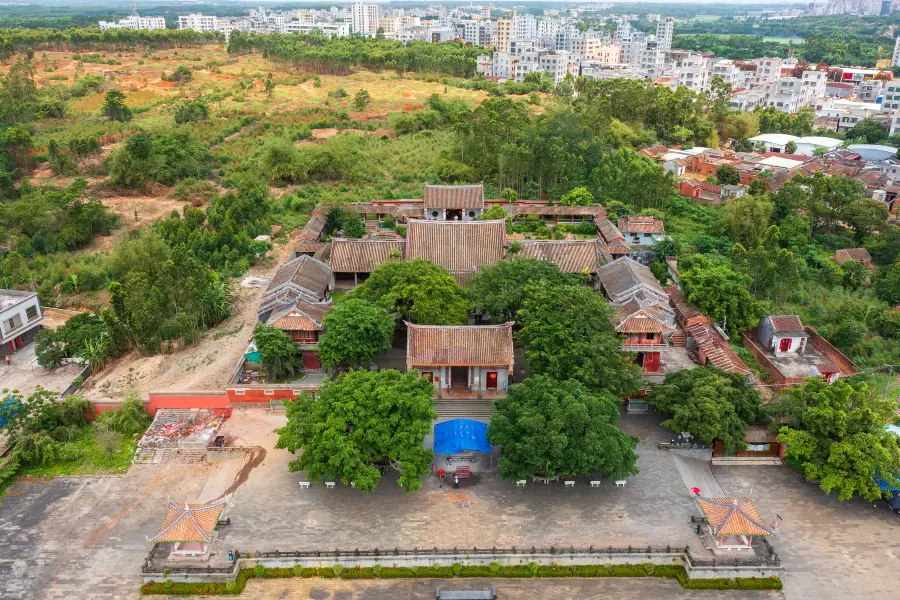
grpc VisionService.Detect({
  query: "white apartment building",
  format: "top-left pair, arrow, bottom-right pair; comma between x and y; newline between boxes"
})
817,98 -> 884,132
767,77 -> 808,113
351,3 -> 380,37
856,79 -> 885,102
710,59 -> 741,87
619,40 -> 644,67
891,110 -> 900,135
178,13 -> 218,32
99,15 -> 166,30
730,87 -> 770,111
297,10 -> 316,25
492,51 -> 515,79
676,54 -> 711,93
801,69 -> 827,100
495,14 -> 513,52
513,13 -> 537,39
509,38 -> 536,55
656,17 -> 675,52
476,54 -> 493,77
570,37 -> 620,64
283,22 -> 351,37
513,50 -> 576,85
883,80 -> 900,112
0,289 -> 43,358
553,25 -> 578,51
893,36 -> 900,67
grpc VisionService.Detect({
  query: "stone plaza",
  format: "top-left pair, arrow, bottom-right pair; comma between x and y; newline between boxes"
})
0,411 -> 897,599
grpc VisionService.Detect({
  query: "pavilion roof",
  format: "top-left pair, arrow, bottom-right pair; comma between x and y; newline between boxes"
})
696,496 -> 774,537
147,498 -> 226,544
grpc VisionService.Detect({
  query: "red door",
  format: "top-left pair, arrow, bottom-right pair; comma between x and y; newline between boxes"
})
302,351 -> 321,370
779,338 -> 792,352
486,372 -> 498,390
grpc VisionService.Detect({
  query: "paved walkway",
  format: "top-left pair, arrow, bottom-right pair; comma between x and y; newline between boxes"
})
162,577 -> 781,600
671,453 -> 725,497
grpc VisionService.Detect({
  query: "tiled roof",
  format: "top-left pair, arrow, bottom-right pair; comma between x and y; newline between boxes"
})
260,255 -> 333,316
147,499 -> 226,544
768,315 -> 805,334
618,216 -> 664,234
423,184 -> 485,209
613,298 -> 676,334
294,242 -> 327,255
744,425 -> 779,444
834,248 -> 871,264
329,239 -> 406,273
406,322 -> 514,372
665,286 -> 707,324
269,300 -> 333,331
600,244 -> 631,255
695,496 -> 774,537
594,216 -> 626,244
816,362 -> 840,375
406,219 -> 506,273
507,204 -> 605,217
298,210 -> 327,242
597,257 -> 668,304
686,322 -> 752,377
514,240 -> 599,273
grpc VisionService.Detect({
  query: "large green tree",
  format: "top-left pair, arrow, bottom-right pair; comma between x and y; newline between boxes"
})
101,89 -> 131,122
275,369 -> 437,492
488,376 -> 639,481
468,259 -> 580,323
724,194 -> 774,248
349,259 -> 470,325
517,281 -> 640,396
648,367 -> 760,453
679,255 -> 763,333
766,379 -> 900,501
253,323 -> 303,381
316,299 -> 394,369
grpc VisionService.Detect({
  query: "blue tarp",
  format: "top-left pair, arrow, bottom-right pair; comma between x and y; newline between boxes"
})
433,419 -> 492,455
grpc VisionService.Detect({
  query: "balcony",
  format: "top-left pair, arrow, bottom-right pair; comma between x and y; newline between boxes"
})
619,340 -> 669,353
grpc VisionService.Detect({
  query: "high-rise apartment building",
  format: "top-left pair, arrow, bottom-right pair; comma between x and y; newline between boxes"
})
656,17 -> 675,52
178,13 -> 219,32
352,3 -> 381,37
495,13 -> 513,52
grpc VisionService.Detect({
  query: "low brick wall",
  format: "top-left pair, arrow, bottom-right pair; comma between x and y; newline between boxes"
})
147,391 -> 230,415
804,326 -> 857,376
740,330 -> 804,389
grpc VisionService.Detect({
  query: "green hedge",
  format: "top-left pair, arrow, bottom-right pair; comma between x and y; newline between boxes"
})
140,564 -> 782,595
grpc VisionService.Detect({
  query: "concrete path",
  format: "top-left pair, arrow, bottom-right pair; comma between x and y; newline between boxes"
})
196,455 -> 247,503
671,453 -> 724,497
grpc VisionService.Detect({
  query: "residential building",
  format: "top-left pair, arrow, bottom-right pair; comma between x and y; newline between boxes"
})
618,215 -> 666,247
676,53 -> 711,93
833,248 -> 873,266
406,322 -> 514,391
178,13 -> 219,32
793,136 -> 844,156
893,36 -> 900,67
710,59 -> 741,87
883,79 -> 900,111
512,13 -> 537,39
100,14 -> 165,30
0,289 -> 43,358
351,3 -> 380,37
748,133 -> 799,153
329,239 -> 406,288
656,16 -> 675,52
492,51 -> 515,79
495,13 -> 513,52
476,54 -> 493,77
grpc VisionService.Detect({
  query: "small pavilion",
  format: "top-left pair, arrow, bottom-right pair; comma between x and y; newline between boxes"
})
695,495 -> 775,556
147,498 -> 226,560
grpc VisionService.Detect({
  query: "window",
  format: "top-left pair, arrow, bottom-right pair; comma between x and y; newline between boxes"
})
234,389 -> 245,396
25,305 -> 38,321
264,390 -> 275,396
4,314 -> 22,333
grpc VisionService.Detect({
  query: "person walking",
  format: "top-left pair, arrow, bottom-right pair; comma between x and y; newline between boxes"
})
454,475 -> 459,489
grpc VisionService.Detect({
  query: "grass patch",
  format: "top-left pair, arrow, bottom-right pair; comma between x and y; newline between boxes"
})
17,425 -> 135,479
140,564 -> 783,595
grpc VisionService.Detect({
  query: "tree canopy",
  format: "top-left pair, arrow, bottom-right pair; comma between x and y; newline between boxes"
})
253,323 -> 303,381
517,281 -> 641,396
468,258 -> 580,323
487,375 -> 639,481
765,378 -> 900,501
679,255 -> 764,333
349,259 -> 470,325
316,299 -> 394,370
275,369 -> 437,492
648,367 -> 761,453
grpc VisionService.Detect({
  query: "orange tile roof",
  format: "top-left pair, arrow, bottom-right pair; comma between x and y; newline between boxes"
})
686,323 -> 752,377
768,315 -> 804,333
148,499 -> 226,544
406,322 -> 514,372
613,298 -> 675,334
618,216 -> 665,234
696,496 -> 774,537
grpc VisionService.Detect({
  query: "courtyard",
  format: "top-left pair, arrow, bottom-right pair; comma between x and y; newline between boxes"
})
0,411 -> 897,600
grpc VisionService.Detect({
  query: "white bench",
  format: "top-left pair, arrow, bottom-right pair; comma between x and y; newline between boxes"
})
516,480 -> 526,487
325,482 -> 336,489
564,481 -> 575,487
590,481 -> 602,487
298,481 -> 310,489
533,476 -> 552,484
615,480 -> 626,488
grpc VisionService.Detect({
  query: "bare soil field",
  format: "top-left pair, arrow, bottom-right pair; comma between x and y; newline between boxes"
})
82,236 -> 296,403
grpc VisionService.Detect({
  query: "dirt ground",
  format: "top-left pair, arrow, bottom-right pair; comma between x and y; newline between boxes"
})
82,237 -> 295,404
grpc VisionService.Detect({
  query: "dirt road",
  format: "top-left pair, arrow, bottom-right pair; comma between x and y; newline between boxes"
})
82,237 -> 296,404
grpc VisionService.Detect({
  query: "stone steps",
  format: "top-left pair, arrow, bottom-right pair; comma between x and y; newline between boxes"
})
711,457 -> 782,466
434,400 -> 493,419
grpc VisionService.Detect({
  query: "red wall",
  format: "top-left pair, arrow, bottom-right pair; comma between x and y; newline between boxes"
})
148,392 -> 230,415
224,388 -> 302,403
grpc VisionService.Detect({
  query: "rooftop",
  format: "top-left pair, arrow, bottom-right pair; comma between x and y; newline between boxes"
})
597,257 -> 668,304
260,255 -> 333,316
147,498 -> 226,544
514,240 -> 599,274
0,289 -> 37,312
406,322 -> 514,372
767,315 -> 806,335
695,496 -> 774,537
749,133 -> 798,146
618,215 -> 665,234
406,219 -> 506,276
329,238 -> 406,273
423,184 -> 485,210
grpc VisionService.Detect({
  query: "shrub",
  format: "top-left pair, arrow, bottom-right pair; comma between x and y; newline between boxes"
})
225,581 -> 236,592
253,564 -> 264,577
372,564 -> 383,577
292,565 -> 304,576
527,562 -> 539,577
451,563 -> 462,576
332,564 -> 344,576
489,562 -> 501,574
